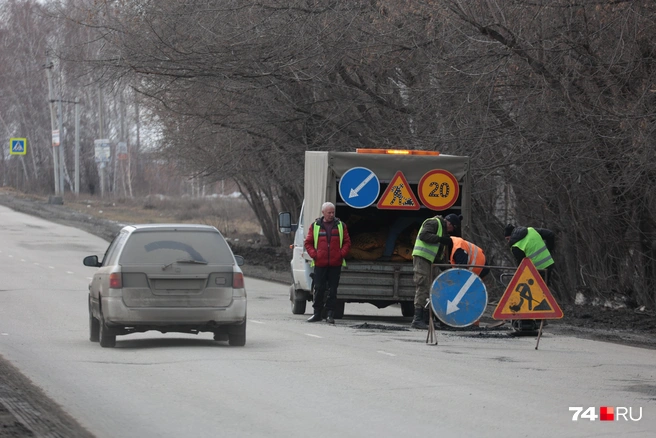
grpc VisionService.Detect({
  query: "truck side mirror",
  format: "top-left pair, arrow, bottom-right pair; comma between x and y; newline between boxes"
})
279,211 -> 292,233
278,211 -> 297,233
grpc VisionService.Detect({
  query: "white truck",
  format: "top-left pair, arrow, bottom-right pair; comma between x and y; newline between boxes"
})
278,149 -> 471,318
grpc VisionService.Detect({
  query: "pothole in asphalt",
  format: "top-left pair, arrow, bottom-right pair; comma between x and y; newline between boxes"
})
624,384 -> 656,397
351,322 -> 410,331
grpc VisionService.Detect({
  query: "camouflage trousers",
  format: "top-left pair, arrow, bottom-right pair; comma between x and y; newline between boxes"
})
413,256 -> 434,309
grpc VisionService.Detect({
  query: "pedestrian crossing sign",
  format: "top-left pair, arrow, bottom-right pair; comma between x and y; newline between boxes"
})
492,258 -> 563,320
10,138 -> 27,155
377,171 -> 420,210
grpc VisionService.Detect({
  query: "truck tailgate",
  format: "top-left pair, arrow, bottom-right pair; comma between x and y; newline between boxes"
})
338,261 -> 415,300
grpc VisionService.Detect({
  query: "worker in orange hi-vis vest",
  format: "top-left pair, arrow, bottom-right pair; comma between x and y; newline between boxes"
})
448,237 -> 489,279
447,236 -> 489,327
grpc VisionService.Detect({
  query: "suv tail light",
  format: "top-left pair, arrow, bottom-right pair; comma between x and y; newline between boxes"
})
233,272 -> 244,289
109,273 -> 122,289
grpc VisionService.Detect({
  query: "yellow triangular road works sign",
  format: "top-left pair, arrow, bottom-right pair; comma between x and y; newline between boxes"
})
493,258 -> 563,320
377,171 -> 420,210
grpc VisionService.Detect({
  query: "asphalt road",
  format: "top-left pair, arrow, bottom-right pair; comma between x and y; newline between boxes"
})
0,205 -> 655,437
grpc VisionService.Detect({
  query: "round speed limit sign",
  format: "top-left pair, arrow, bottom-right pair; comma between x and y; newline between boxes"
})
418,169 -> 459,211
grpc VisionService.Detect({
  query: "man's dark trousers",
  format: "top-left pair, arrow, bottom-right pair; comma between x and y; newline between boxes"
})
313,265 -> 342,313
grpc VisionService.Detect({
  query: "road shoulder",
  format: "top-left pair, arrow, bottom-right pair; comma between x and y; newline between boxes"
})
0,355 -> 94,438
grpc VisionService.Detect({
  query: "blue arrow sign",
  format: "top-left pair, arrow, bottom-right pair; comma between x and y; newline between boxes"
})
338,167 -> 380,209
430,268 -> 488,328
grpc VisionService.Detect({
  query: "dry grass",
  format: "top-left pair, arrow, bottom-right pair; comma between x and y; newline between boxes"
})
0,188 -> 261,239
73,195 -> 261,238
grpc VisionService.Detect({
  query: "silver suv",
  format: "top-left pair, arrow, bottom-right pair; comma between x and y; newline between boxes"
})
83,224 -> 247,347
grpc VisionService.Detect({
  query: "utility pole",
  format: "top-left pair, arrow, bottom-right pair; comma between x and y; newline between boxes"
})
58,98 -> 64,193
98,86 -> 105,197
75,98 -> 80,195
119,93 -> 126,197
45,54 -> 59,194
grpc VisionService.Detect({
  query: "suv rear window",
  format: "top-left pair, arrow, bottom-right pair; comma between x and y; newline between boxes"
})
119,230 -> 235,265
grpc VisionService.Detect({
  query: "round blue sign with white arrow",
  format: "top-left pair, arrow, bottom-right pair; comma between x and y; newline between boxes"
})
338,167 -> 380,209
430,268 -> 488,328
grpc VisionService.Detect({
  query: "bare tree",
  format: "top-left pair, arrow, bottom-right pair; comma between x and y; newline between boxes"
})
0,0 -> 57,191
50,0 -> 656,306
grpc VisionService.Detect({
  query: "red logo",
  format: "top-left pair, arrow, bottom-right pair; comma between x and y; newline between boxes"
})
600,406 -> 614,421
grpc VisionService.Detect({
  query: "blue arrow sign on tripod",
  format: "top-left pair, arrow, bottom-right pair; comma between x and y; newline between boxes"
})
430,268 -> 488,328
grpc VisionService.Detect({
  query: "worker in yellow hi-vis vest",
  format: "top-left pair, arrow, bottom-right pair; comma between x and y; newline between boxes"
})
504,223 -> 556,331
410,214 -> 460,329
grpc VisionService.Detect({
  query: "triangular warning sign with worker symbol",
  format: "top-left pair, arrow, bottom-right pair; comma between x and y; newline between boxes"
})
377,171 -> 420,210
493,258 -> 563,320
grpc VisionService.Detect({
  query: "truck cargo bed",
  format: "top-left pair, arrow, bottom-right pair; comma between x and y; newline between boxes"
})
339,261 -> 415,301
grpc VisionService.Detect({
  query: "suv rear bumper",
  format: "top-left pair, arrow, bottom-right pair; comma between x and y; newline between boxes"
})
101,296 -> 247,326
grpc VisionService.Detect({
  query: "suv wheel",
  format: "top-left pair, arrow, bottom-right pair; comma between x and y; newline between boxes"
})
228,320 -> 246,346
99,311 -> 117,348
213,331 -> 228,342
89,311 -> 100,342
89,298 -> 100,342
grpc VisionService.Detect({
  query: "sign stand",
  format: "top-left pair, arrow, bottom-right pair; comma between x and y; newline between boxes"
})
425,300 -> 438,345
535,320 -> 545,350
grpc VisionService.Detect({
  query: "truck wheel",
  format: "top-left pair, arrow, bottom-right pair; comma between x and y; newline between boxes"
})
401,302 -> 415,317
333,301 -> 345,319
292,299 -> 306,314
290,285 -> 307,314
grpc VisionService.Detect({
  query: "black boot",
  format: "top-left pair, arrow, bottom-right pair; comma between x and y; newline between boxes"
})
411,307 -> 428,329
307,311 -> 323,322
326,310 -> 335,324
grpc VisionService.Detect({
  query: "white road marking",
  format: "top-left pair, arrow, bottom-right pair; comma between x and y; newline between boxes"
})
1,333 -> 8,336
20,259 -> 26,262
67,271 -> 74,274
8,255 -> 13,258
249,320 -> 264,324
305,334 -> 322,338
377,351 -> 396,357
34,262 -> 40,265
48,266 -> 54,269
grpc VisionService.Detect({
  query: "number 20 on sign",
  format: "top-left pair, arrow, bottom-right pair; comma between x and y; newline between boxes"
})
417,169 -> 459,211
